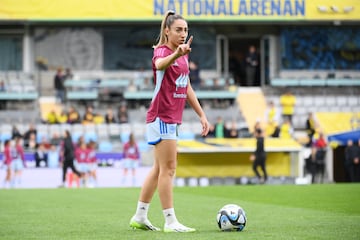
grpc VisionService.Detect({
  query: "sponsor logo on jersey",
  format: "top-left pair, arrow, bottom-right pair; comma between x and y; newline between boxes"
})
175,74 -> 188,90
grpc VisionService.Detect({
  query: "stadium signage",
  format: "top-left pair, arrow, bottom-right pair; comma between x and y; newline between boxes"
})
154,0 -> 305,17
0,0 -> 358,21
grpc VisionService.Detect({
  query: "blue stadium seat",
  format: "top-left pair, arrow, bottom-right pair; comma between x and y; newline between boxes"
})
36,132 -> 49,143
71,132 -> 82,143
98,141 -> 113,152
0,133 -> 12,142
84,132 -> 98,143
120,132 -> 130,143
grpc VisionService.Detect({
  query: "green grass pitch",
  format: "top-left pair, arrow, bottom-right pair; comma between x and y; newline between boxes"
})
1,184 -> 359,240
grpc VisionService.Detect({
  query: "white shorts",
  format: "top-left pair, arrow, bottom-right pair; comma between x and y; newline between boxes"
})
89,163 -> 97,171
146,117 -> 178,145
11,159 -> 24,171
77,163 -> 90,173
123,159 -> 139,169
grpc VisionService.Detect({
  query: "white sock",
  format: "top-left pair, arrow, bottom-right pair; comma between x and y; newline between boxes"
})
134,201 -> 150,221
163,208 -> 178,225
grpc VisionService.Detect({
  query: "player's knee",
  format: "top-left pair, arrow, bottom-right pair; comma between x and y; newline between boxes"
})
163,165 -> 176,177
167,168 -> 176,177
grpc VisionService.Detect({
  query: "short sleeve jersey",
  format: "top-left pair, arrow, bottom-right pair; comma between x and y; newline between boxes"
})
123,142 -> 139,160
146,45 -> 189,124
75,147 -> 88,163
87,148 -> 97,164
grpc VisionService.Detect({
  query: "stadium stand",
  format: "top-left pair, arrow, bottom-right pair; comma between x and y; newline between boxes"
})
263,86 -> 360,130
0,4 -> 359,187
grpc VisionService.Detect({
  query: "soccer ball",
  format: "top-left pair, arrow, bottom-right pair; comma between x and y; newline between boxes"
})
216,204 -> 247,231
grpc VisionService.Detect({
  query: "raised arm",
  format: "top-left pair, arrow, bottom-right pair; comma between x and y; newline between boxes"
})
155,36 -> 193,70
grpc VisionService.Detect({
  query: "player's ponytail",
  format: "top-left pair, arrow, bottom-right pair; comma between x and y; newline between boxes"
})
153,10 -> 184,49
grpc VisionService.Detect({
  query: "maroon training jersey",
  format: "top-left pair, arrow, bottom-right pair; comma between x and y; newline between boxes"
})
88,148 -> 97,164
123,142 -> 140,160
146,45 -> 189,124
75,147 -> 88,163
3,145 -> 12,165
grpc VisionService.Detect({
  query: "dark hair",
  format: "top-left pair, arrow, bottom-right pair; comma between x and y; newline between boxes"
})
65,130 -> 71,138
153,10 -> 185,48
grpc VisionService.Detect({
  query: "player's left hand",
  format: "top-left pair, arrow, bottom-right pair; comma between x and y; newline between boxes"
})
176,36 -> 193,56
200,115 -> 210,136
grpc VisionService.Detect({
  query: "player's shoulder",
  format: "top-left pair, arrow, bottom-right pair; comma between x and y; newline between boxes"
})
154,45 -> 172,57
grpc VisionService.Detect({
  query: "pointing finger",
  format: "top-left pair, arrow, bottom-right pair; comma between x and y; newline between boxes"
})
186,35 -> 193,46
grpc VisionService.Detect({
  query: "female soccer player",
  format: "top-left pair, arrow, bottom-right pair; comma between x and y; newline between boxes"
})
122,133 -> 140,186
87,141 -> 98,187
2,140 -> 12,188
75,141 -> 89,187
129,10 -> 210,232
12,137 -> 26,187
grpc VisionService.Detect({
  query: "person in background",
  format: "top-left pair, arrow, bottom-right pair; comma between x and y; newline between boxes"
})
67,106 -> 81,124
54,68 -> 65,104
46,110 -> 58,124
344,139 -> 358,182
23,123 -> 37,148
50,132 -> 62,147
87,141 -> 98,187
0,80 -> 7,109
39,135 -> 51,150
12,137 -> 26,187
189,60 -> 201,90
279,118 -> 293,139
350,112 -> 359,130
253,120 -> 262,135
305,112 -> 317,147
129,10 -> 210,233
264,101 -> 280,137
35,143 -> 48,168
214,116 -> 226,138
280,89 -> 296,125
2,140 -> 13,188
59,130 -> 82,188
77,136 -> 85,148
25,133 -> 37,150
57,110 -> 68,124
305,146 -> 318,184
0,80 -> 6,91
118,104 -> 129,124
82,105 -> 95,124
64,68 -> 74,80
11,125 -> 23,140
105,107 -> 117,124
355,139 -> 360,182
250,128 -> 267,184
313,132 -> 327,183
75,141 -> 89,187
245,45 -> 258,86
122,133 -> 140,186
314,132 -> 327,149
226,120 -> 239,138
93,113 -> 105,124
